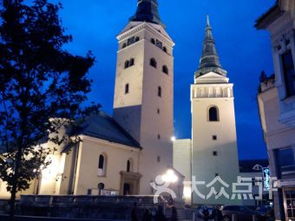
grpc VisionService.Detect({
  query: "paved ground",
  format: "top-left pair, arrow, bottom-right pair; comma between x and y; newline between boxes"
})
0,215 -> 124,221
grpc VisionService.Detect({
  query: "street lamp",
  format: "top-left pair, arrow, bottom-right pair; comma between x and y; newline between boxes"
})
162,169 -> 178,183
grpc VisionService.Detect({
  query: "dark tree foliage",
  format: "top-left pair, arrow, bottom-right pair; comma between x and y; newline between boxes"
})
0,0 -> 98,218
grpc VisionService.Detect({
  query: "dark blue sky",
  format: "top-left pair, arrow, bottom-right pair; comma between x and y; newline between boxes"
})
57,0 -> 275,160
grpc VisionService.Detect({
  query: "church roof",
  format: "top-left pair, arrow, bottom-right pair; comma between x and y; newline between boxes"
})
195,16 -> 227,78
255,2 -> 282,30
79,111 -> 141,149
129,0 -> 163,26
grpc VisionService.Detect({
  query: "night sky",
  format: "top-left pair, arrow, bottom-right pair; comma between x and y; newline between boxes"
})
56,0 -> 275,160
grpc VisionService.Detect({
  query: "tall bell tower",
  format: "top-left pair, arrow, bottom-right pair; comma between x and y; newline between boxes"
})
113,0 -> 175,194
191,17 -> 240,205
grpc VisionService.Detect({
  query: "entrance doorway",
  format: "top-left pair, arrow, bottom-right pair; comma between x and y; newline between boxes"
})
284,188 -> 295,220
120,171 -> 141,195
123,183 -> 132,195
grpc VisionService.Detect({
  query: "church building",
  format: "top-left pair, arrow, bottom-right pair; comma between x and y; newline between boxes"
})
0,0 -> 175,198
173,17 -> 240,205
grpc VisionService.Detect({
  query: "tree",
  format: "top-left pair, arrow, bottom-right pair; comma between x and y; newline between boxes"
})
0,0 -> 98,219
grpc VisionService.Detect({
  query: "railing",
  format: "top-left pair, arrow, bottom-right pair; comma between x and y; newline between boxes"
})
18,195 -> 156,220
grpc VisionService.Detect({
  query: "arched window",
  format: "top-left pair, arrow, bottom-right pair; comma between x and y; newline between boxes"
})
209,106 -> 219,122
158,86 -> 162,97
98,154 -> 106,176
124,60 -> 130,69
125,83 -> 129,94
163,47 -> 167,53
122,43 -> 127,49
135,37 -> 140,42
162,65 -> 169,74
129,58 -> 135,66
127,159 -> 133,172
151,38 -> 156,44
150,58 -> 157,68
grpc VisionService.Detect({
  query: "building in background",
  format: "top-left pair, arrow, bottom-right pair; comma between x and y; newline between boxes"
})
173,17 -> 240,206
173,139 -> 192,204
256,0 -> 295,220
239,159 -> 270,207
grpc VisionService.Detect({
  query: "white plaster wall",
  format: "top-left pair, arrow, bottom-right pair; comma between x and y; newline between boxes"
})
113,22 -> 174,195
191,81 -> 240,205
173,139 -> 191,181
73,136 -> 140,195
258,87 -> 295,152
266,11 -> 295,126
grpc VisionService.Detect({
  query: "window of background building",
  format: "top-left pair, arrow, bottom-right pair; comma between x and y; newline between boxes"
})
281,50 -> 295,97
275,147 -> 295,179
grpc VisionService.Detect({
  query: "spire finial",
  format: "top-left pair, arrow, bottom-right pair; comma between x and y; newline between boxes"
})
195,17 -> 227,78
206,15 -> 210,27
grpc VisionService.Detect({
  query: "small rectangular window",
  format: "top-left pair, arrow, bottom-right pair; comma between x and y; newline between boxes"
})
156,39 -> 163,48
212,135 -> 217,140
125,84 -> 129,94
157,156 -> 161,162
158,86 -> 162,97
213,151 -> 218,156
127,37 -> 135,45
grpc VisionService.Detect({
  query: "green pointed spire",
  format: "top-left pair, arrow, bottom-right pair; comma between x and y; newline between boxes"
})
195,16 -> 227,77
129,0 -> 163,26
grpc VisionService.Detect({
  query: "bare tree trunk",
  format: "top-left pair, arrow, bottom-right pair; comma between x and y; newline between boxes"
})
9,146 -> 22,221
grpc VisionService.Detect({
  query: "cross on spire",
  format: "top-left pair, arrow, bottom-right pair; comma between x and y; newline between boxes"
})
206,15 -> 210,26
195,16 -> 227,78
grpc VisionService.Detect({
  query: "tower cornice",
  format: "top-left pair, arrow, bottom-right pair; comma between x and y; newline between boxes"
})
117,22 -> 174,47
